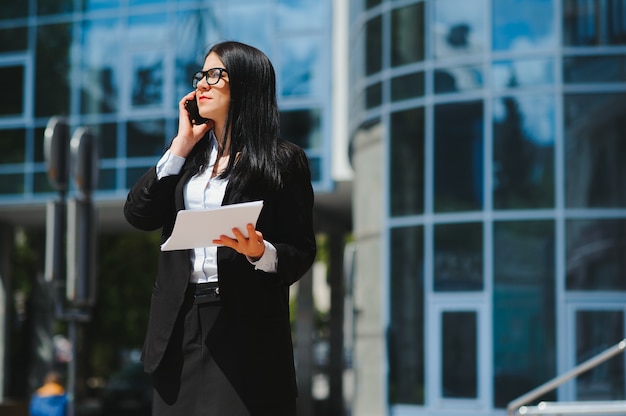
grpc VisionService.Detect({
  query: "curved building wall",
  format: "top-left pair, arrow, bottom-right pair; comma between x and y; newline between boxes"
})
349,0 -> 626,414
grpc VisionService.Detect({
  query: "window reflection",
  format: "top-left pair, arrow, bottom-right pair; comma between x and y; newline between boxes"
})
365,82 -> 382,109
391,72 -> 424,101
224,5 -> 271,55
493,0 -> 555,51
442,312 -> 477,398
279,37 -> 321,97
493,220 -> 556,408
434,222 -> 483,291
131,52 -> 163,107
493,58 -> 554,90
564,0 -> 626,46
279,109 -> 321,150
83,0 -> 120,11
81,18 -> 120,114
0,2 -> 27,19
391,2 -> 425,67
366,15 -> 382,75
434,0 -> 485,59
564,93 -> 626,208
0,28 -> 27,52
493,94 -> 555,209
128,13 -> 167,45
389,225 -> 424,405
0,173 -> 24,194
564,55 -> 626,83
566,219 -> 626,291
0,129 -> 26,164
87,123 -> 117,159
277,0 -> 325,31
37,0 -> 74,16
36,23 -> 72,117
125,120 -> 165,158
0,66 -> 24,116
434,101 -> 483,212
434,64 -> 483,93
575,311 -> 625,400
390,107 -> 424,216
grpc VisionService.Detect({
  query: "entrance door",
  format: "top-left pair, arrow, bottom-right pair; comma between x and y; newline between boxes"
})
564,301 -> 626,401
430,296 -> 489,411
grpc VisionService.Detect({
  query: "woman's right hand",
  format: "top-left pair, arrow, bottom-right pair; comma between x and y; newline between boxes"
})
169,91 -> 213,158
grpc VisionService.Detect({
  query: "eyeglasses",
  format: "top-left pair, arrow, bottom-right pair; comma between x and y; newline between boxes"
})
192,68 -> 227,88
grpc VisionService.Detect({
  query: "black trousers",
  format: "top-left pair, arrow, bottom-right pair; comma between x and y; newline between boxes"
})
150,289 -> 297,416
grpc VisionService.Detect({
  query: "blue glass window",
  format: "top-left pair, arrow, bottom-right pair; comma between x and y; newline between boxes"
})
279,36 -> 321,97
493,220 -> 556,408
493,0 -> 555,51
493,58 -> 554,89
277,0 -> 325,31
564,0 -> 626,46
434,0 -> 486,59
434,222 -> 483,291
0,129 -> 26,164
0,66 -> 24,116
434,101 -> 484,212
564,55 -> 626,83
434,64 -> 483,93
493,94 -> 555,209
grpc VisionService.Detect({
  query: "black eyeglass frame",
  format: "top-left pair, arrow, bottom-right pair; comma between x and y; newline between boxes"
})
192,68 -> 228,88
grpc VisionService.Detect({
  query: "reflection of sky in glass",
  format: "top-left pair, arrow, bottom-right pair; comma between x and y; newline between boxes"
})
132,52 -> 163,107
128,13 -> 168,44
224,5 -> 272,56
493,0 -> 555,51
277,0 -> 325,31
492,58 -> 554,89
493,94 -> 554,145
84,0 -> 120,11
279,37 -> 320,97
434,0 -> 486,58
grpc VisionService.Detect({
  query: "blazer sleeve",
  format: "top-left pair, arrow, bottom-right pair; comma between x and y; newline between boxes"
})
123,167 -> 179,232
272,143 -> 317,286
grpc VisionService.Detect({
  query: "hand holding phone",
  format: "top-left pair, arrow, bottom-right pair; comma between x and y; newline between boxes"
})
185,98 -> 210,125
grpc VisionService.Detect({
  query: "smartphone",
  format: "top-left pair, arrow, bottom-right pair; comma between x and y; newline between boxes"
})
185,98 -> 210,125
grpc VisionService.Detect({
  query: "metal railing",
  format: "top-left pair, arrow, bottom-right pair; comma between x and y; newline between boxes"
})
507,338 -> 626,416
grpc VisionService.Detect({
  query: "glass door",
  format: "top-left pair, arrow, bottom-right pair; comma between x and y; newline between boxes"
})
565,302 -> 626,401
429,298 -> 489,410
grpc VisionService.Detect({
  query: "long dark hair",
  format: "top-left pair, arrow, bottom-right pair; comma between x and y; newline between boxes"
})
186,41 -> 283,197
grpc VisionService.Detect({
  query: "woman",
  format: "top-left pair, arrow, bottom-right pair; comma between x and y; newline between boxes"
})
124,41 -> 316,415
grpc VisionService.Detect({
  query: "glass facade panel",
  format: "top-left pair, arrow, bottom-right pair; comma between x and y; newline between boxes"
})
442,311 -> 477,398
125,120 -> 165,158
365,15 -> 382,75
493,58 -> 554,90
37,0 -> 75,16
493,94 -> 555,209
566,219 -> 626,291
35,23 -> 72,117
33,171 -> 54,194
81,18 -> 121,114
391,72 -> 424,101
493,0 -> 555,51
84,0 -> 120,11
564,0 -> 626,46
0,66 -> 24,116
434,0 -> 486,59
0,129 -> 26,164
389,225 -> 424,405
390,107 -> 424,217
564,55 -> 626,83
224,5 -> 272,54
434,222 -> 483,291
279,109 -> 321,150
98,168 -> 117,191
89,123 -> 117,159
279,36 -> 322,97
0,2 -> 27,19
575,310 -> 625,399
0,28 -> 27,52
493,220 -> 556,408
564,93 -> 626,208
0,173 -> 24,194
434,101 -> 483,212
131,51 -> 164,107
277,0 -> 325,31
391,2 -> 425,67
434,64 -> 483,94
365,82 -> 382,109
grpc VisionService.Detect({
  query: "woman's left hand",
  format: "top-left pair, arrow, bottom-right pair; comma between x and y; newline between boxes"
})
213,223 -> 265,260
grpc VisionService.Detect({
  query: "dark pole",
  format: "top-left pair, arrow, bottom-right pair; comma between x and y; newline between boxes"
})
327,230 -> 345,415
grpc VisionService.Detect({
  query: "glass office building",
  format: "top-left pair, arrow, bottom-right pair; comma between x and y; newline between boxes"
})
348,0 -> 626,415
0,0 -> 332,208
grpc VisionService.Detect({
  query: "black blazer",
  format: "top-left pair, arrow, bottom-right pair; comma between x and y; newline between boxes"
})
124,140 -> 316,407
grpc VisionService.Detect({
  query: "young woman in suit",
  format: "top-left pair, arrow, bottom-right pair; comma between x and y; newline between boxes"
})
124,41 -> 316,415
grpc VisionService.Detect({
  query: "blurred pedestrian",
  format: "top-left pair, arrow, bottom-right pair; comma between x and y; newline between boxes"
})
29,371 -> 67,416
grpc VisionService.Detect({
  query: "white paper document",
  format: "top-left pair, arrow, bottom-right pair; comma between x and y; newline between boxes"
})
160,200 -> 264,251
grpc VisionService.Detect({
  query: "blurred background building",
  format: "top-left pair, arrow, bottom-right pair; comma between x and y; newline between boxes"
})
0,0 -> 625,415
